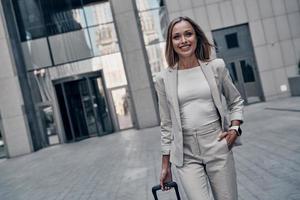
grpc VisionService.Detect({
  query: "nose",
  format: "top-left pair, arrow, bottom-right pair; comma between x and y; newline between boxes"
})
180,35 -> 187,43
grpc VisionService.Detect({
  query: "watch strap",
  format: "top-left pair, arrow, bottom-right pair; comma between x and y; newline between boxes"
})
228,126 -> 242,136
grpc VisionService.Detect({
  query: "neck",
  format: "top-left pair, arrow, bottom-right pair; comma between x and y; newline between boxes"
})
178,55 -> 199,70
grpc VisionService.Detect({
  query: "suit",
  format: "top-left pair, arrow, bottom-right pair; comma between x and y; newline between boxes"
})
154,58 -> 244,167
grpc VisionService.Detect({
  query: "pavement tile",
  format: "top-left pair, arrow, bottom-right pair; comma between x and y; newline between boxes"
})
0,97 -> 299,200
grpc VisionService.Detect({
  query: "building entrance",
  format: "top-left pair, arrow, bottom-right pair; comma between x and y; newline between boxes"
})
54,71 -> 113,142
212,24 -> 264,104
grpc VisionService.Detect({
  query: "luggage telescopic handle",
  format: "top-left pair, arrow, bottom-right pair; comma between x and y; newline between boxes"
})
152,181 -> 181,200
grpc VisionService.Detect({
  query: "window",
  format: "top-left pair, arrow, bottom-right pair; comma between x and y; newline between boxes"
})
240,60 -> 255,83
13,0 -> 124,69
135,0 -> 169,75
13,0 -> 86,41
225,33 -> 239,49
228,62 -> 238,83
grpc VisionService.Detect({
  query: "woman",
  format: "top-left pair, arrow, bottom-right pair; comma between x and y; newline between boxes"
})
154,16 -> 244,200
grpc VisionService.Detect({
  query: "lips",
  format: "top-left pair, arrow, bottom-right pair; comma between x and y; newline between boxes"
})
179,44 -> 191,50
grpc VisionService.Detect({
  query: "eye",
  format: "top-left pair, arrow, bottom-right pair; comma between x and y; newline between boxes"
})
172,35 -> 180,40
185,32 -> 193,37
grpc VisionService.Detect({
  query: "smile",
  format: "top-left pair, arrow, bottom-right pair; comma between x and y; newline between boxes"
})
179,45 -> 191,50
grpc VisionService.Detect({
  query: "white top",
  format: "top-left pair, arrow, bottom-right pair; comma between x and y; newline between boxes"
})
177,66 -> 219,131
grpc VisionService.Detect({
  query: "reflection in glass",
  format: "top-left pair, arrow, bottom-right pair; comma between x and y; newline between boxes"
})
111,88 -> 133,129
83,1 -> 113,26
240,60 -> 255,83
48,53 -> 127,89
228,62 -> 238,83
146,42 -> 168,74
89,23 -> 119,56
55,84 -> 73,141
136,0 -> 164,11
21,38 -> 52,70
139,7 -> 168,45
13,0 -> 87,40
13,0 -> 47,41
80,81 -> 98,135
90,77 -> 113,134
41,106 -> 59,145
63,80 -> 90,140
93,53 -> 127,88
49,29 -> 93,65
45,8 -> 86,35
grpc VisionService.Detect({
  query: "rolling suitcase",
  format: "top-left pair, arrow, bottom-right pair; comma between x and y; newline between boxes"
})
152,181 -> 181,200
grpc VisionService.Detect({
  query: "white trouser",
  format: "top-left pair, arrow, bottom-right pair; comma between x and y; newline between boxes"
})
176,121 -> 238,200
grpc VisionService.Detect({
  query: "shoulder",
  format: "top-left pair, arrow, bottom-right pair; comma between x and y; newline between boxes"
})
154,67 -> 172,82
207,58 -> 226,70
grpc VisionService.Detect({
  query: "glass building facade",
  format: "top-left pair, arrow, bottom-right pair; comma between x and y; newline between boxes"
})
1,0 -> 300,158
0,0 -> 170,154
136,0 -> 168,76
7,0 -> 153,149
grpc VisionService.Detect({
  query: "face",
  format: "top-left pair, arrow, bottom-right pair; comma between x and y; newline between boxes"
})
171,20 -> 197,59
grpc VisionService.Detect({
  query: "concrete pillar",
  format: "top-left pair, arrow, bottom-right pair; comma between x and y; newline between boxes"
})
110,0 -> 159,128
0,2 -> 33,157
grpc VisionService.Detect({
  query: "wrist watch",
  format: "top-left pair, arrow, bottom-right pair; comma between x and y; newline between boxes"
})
228,125 -> 242,136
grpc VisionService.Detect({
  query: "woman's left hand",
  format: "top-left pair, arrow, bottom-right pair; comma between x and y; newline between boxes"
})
218,130 -> 238,150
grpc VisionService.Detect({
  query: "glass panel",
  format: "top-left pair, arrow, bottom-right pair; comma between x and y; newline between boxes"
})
79,80 -> 98,136
139,7 -> 168,45
21,38 -> 52,69
111,88 -> 133,129
146,42 -> 168,75
225,33 -> 239,49
48,54 -> 128,89
49,29 -> 93,65
40,0 -> 86,35
90,77 -> 113,134
13,0 -> 47,41
83,1 -> 113,26
55,84 -> 73,141
228,62 -> 238,83
13,0 -> 86,40
41,106 -> 59,145
240,60 -> 255,83
136,0 -> 164,11
93,53 -> 127,88
88,23 -> 119,56
64,80 -> 89,139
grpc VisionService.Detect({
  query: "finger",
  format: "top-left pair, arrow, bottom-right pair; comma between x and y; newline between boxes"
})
218,132 -> 228,141
160,176 -> 165,190
227,132 -> 237,144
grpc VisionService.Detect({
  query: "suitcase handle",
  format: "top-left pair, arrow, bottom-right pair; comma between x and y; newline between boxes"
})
152,181 -> 181,200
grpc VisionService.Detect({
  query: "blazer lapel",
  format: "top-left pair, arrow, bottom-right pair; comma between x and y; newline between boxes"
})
200,61 -> 224,117
166,66 -> 182,129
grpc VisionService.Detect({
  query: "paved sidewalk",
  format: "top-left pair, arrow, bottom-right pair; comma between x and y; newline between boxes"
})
0,97 -> 300,200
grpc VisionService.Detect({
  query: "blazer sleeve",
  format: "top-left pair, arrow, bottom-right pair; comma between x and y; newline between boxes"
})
154,72 -> 172,155
219,59 -> 244,123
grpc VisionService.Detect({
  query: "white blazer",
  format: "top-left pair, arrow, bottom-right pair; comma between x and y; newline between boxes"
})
154,58 -> 244,167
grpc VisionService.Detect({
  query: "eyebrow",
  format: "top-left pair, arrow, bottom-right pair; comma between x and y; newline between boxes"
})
172,29 -> 194,35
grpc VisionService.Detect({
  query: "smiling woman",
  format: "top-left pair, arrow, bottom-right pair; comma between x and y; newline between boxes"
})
155,16 -> 244,200
171,21 -> 197,62
165,17 -> 213,69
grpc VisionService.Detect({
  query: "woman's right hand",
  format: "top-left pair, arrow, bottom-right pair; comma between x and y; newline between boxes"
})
160,155 -> 172,191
